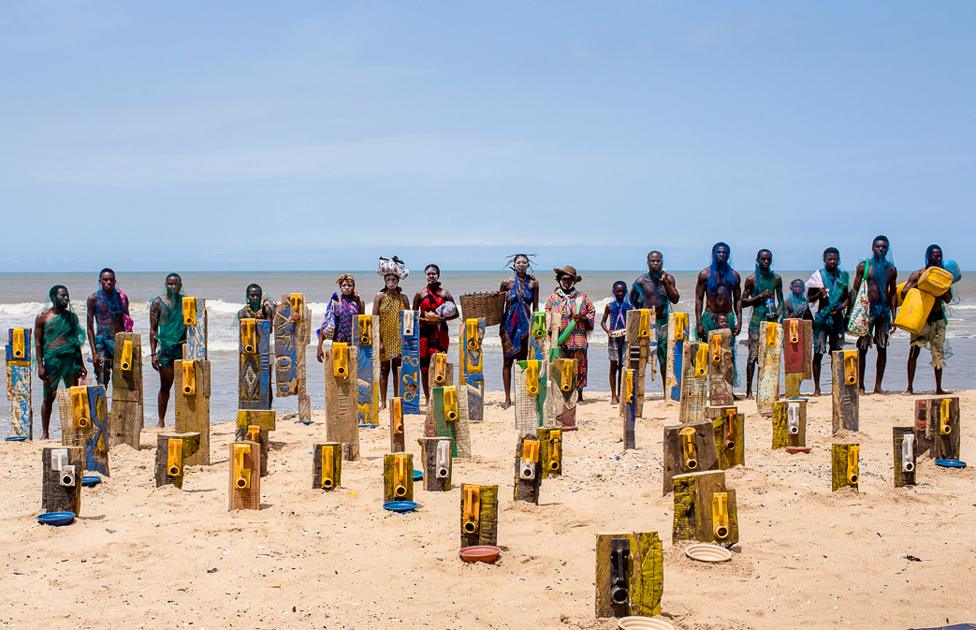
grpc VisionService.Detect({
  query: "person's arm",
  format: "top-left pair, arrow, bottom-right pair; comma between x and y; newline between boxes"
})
664,273 -> 680,304
850,262 -> 864,295
600,304 -> 611,335
34,312 -> 47,381
901,271 -> 920,297
732,272 -> 743,336
579,296 -> 595,331
774,276 -> 785,320
531,279 -> 540,312
401,293 -> 410,310
86,294 -> 98,358
372,293 -> 382,316
412,292 -> 422,311
149,299 -> 160,371
694,269 -> 706,338
888,266 -> 898,326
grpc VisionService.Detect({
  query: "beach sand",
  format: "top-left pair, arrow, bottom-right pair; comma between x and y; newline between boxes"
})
2,389 -> 974,629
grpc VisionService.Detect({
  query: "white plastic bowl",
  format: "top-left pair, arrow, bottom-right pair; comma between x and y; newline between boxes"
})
617,616 -> 676,630
684,543 -> 732,562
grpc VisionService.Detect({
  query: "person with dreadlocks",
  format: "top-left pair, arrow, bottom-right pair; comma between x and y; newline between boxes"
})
86,268 -> 132,388
601,281 -> 632,404
630,250 -> 680,383
695,242 -> 742,361
741,249 -> 784,398
500,253 -> 539,409
806,247 -> 850,396
150,273 -> 187,427
784,279 -> 813,320
414,264 -> 459,404
316,274 -> 363,362
545,265 -> 595,400
373,258 -> 410,409
35,285 -> 87,439
237,283 -> 276,322
851,235 -> 898,394
903,244 -> 953,395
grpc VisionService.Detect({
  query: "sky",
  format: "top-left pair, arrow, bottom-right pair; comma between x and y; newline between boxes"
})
1,2 -> 974,272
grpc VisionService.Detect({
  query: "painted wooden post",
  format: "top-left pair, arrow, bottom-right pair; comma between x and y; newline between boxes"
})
678,341 -> 708,424
6,328 -> 33,439
389,397 -> 405,452
514,435 -> 543,504
312,442 -> 342,491
399,310 -> 421,415
154,432 -> 201,488
782,318 -> 813,397
181,296 -> 208,361
60,385 -> 110,476
546,357 -> 578,430
537,427 -> 562,478
424,385 -> 470,458
418,436 -> 452,491
229,441 -> 261,510
528,311 -> 550,363
42,446 -> 82,514
831,443 -> 859,491
238,318 -> 272,410
460,483 -> 498,548
459,317 -> 486,422
274,293 -> 311,423
930,396 -> 960,460
666,312 -> 689,403
892,427 -> 917,488
662,421 -> 718,495
323,342 -> 360,461
672,469 -> 739,547
353,314 -> 380,428
620,368 -> 638,449
594,532 -> 663,619
771,398 -> 808,449
913,399 -> 934,457
109,332 -> 143,448
514,359 -> 546,436
175,358 -> 211,466
756,321 -> 782,416
831,349 -> 859,433
428,351 -> 454,391
708,407 -> 744,470
707,329 -> 734,406
624,308 -> 654,417
383,453 -> 414,502
236,410 -> 274,477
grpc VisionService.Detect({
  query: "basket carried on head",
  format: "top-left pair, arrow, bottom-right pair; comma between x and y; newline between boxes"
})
459,292 -> 505,326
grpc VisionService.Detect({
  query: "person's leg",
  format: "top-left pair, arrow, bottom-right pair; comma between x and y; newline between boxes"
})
872,324 -> 890,394
812,353 -> 824,396
502,355 -> 515,409
906,345 -> 920,394
576,349 -> 588,401
157,364 -> 174,427
40,376 -> 59,439
857,333 -> 870,394
379,360 -> 390,408
931,321 -> 948,395
391,357 -> 402,397
609,361 -> 619,404
420,360 -> 430,405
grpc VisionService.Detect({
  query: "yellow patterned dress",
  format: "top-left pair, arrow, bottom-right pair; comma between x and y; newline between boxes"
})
379,291 -> 405,362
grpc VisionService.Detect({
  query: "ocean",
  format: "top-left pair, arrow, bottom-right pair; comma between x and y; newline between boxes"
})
2,269 -> 973,436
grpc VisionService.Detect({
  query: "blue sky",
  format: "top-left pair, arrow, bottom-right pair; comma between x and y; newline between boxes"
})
1,2 -> 973,272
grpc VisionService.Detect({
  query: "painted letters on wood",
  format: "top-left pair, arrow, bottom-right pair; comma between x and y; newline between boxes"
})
399,310 -> 421,415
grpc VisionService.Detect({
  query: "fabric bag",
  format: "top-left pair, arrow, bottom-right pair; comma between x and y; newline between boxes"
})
846,262 -> 871,337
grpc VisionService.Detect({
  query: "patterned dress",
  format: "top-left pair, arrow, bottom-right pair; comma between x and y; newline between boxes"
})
379,291 -> 405,362
545,288 -> 596,388
417,286 -> 450,371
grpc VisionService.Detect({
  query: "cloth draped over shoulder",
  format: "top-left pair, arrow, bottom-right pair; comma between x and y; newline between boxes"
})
321,293 -> 360,343
93,288 -> 130,355
502,276 -> 533,358
748,270 -> 781,332
805,268 -> 849,332
629,272 -> 669,318
156,293 -> 187,354
418,286 -> 450,361
544,287 -> 595,351
42,310 -> 86,393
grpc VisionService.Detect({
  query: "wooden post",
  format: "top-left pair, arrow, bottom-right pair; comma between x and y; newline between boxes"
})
181,296 -> 208,361
594,532 -> 663,619
678,341 -> 708,423
831,349 -> 859,433
624,308 -> 654,417
662,421 -> 718,495
831,443 -> 859,491
60,385 -> 110,476
460,483 -> 498,548
672,469 -> 739,547
383,453 -> 414,502
418,436 -> 452,491
175,359 -> 211,466
546,357 -> 578,430
389,397 -> 405,452
892,427 -> 917,488
756,321 -> 781,416
537,427 -> 563,478
323,342 -> 360,461
709,407 -> 744,470
515,359 -> 547,436
274,293 -> 311,423
5,328 -> 33,439
236,410 -> 274,477
238,318 -> 272,410
154,432 -> 201,488
771,398 -> 808,449
459,317 -> 486,422
666,312 -> 689,403
428,351 -> 454,391
528,310 -> 550,362
783,318 -> 813,397
514,435 -> 543,504
913,399 -> 934,457
109,332 -> 143,448
399,310 -> 422,415
620,368 -> 637,449
353,314 -> 380,427
707,329 -> 734,406
425,385 -> 471,458
312,443 -> 342,491
930,396 -> 960,460
42,447 -> 82,514
229,441 -> 261,510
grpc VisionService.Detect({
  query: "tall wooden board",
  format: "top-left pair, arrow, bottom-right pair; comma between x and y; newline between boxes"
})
831,349 -> 859,433
175,359 -> 211,466
398,309 -> 421,415
5,328 -> 32,438
678,341 -> 708,424
624,308 -> 654,417
546,357 -> 578,430
181,297 -> 208,361
459,317 -> 486,422
783,318 -> 813,397
109,332 -> 143,448
756,321 -> 782,415
666,312 -> 689,403
238,319 -> 272,410
274,294 -> 311,421
354,314 -> 381,427
514,359 -> 546,436
707,329 -> 734,406
322,343 -> 360,461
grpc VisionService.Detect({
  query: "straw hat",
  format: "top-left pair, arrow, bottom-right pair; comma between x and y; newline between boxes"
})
553,265 -> 582,282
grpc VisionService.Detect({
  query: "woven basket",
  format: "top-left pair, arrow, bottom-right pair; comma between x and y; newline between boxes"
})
459,292 -> 505,326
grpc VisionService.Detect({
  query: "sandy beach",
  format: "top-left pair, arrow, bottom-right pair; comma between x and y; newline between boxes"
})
2,388 -> 974,629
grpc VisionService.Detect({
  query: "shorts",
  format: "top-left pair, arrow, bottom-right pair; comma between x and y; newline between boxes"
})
746,325 -> 760,364
910,319 -> 947,369
94,350 -> 113,386
157,344 -> 183,368
857,312 -> 891,351
655,318 -> 668,370
608,335 -> 626,363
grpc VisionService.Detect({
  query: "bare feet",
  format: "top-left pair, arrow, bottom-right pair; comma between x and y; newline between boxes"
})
744,393 -> 754,400
812,389 -> 822,397
936,388 -> 952,395
500,400 -> 512,410
905,388 -> 914,395
610,396 -> 619,405
872,388 -> 886,395
42,432 -> 50,440
156,420 -> 165,428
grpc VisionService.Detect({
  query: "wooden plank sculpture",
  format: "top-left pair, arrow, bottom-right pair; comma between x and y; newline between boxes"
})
756,321 -> 782,416
594,532 -> 663,619
42,446 -> 82,514
383,452 -> 413,502
154,432 -> 201,489
459,317 -> 486,422
782,318 -> 813,397
389,397 -> 405,452
236,410 -> 275,477
514,434 -> 542,504
709,406 -> 744,470
929,396 -> 960,461
515,359 -> 546,437
624,308 -> 655,417
662,421 -> 718,495
672,469 -> 739,547
707,329 -> 734,406
109,332 -> 143,448
528,311 -> 550,362
274,293 -> 312,422
831,349 -> 859,434
425,385 -> 471,458
771,398 -> 808,449
418,436 -> 452,491
892,427 -> 917,488
460,483 -> 498,548
537,427 -> 562,478
323,342 -> 360,461
666,312 -> 689,403
399,310 -> 421,415
229,441 -> 261,510
678,341 -> 708,423
428,351 -> 454,391
5,328 -> 32,439
913,398 -> 934,457
238,318 -> 272,410
312,442 -> 342,491
353,314 -> 380,428
621,368 -> 638,450
181,296 -> 208,361
831,443 -> 860,491
175,358 -> 211,466
60,385 -> 110,477
546,357 -> 578,430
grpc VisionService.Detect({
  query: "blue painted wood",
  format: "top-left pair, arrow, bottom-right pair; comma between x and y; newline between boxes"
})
239,319 -> 272,410
274,299 -> 299,397
183,298 -> 208,361
7,365 -> 32,438
399,310 -> 420,415
354,315 -> 379,426
5,327 -> 31,363
669,339 -> 684,402
460,318 -> 486,422
85,385 -> 110,476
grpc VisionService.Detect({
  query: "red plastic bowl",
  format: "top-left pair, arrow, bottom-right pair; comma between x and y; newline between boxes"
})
459,545 -> 501,564
785,446 -> 812,454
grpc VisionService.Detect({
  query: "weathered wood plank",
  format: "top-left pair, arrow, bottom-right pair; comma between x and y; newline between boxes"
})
771,398 -> 807,448
175,359 -> 211,466
662,421 -> 719,495
399,310 -> 421,415
537,427 -> 562,478
620,368 -> 638,449
831,350 -> 859,433
458,317 -> 486,422
546,357 -> 578,430
666,312 -> 689,403
831,443 -> 859,491
707,329 -> 734,406
181,297 -> 208,361
460,484 -> 498,548
228,441 -> 260,510
109,332 -> 143,448
154,432 -> 201,488
323,343 -> 360,461
783,318 -> 813,396
624,308 -> 654,417
312,442 -> 342,490
756,321 -> 782,415
389,397 -> 405,452
709,408 -> 744,470
60,385 -> 110,476
513,435 -> 542,504
678,341 -> 708,423
238,319 -> 272,410
930,396 -> 960,460
383,453 -> 413,502
353,314 -> 380,427
892,427 -> 917,488
42,447 -> 82,514
515,359 -> 546,436
672,469 -> 739,547
6,328 -> 33,439
595,532 -> 663,619
418,436 -> 452,491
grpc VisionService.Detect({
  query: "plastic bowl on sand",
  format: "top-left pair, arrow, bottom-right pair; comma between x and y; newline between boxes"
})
383,500 -> 418,513
81,475 -> 102,487
413,469 -> 424,481
37,512 -> 76,526
617,616 -> 675,630
936,459 -> 967,469
5,436 -> 28,442
684,543 -> 732,563
785,446 -> 812,455
459,545 -> 501,564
